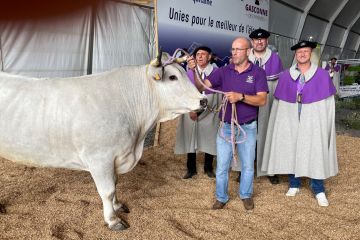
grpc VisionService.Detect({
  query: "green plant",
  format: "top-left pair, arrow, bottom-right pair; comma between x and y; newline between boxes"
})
346,65 -> 360,72
343,76 -> 355,85
342,119 -> 360,130
336,98 -> 360,110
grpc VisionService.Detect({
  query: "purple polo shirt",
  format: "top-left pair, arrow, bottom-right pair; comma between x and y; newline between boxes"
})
208,62 -> 268,124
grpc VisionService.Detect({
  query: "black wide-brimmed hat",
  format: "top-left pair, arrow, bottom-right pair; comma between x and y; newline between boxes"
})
193,46 -> 212,55
249,28 -> 270,39
291,40 -> 317,50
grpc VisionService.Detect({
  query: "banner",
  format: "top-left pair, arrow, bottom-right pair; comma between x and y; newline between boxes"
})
156,0 -> 269,65
339,85 -> 360,98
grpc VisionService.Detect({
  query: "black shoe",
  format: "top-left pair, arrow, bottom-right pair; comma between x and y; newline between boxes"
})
183,172 -> 197,179
205,170 -> 216,178
268,175 -> 280,185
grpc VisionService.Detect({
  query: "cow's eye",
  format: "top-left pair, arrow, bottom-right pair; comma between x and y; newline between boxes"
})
169,75 -> 178,81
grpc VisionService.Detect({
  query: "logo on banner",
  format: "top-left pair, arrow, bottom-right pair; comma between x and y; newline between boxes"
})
246,75 -> 254,84
245,2 -> 268,16
193,0 -> 213,6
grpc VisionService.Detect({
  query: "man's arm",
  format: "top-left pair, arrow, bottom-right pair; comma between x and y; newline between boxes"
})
187,56 -> 212,91
225,91 -> 267,106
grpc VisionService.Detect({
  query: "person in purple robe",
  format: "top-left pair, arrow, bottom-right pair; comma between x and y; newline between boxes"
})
325,57 -> 341,92
261,40 -> 338,207
232,28 -> 283,185
175,46 -> 221,179
325,57 -> 340,77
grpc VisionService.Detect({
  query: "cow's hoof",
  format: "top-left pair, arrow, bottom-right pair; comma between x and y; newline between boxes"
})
109,219 -> 130,231
120,204 -> 130,213
0,203 -> 6,214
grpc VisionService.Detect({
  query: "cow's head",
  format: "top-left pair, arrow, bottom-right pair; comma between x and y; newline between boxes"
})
147,49 -> 207,122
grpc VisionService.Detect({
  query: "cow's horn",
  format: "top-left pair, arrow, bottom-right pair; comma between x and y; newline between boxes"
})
150,47 -> 163,67
174,55 -> 188,64
174,49 -> 189,63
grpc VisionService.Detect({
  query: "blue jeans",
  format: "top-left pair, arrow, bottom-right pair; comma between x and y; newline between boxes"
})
215,121 -> 257,202
288,174 -> 325,194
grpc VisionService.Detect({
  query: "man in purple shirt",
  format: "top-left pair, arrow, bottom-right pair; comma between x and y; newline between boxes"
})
233,28 -> 283,185
187,37 -> 268,210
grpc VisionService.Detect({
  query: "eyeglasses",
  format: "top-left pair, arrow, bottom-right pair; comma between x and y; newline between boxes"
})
230,48 -> 248,53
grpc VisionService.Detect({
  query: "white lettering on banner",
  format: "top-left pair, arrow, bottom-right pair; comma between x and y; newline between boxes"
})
339,85 -> 360,98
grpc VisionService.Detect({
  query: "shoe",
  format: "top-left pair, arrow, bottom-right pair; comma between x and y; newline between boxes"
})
286,188 -> 300,197
316,192 -> 329,207
183,172 -> 197,179
212,200 -> 226,209
268,175 -> 280,184
205,170 -> 216,178
242,198 -> 254,210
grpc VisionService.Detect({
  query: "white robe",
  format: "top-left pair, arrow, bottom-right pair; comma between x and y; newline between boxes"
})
256,80 -> 279,176
174,65 -> 222,155
174,93 -> 221,155
332,72 -> 340,93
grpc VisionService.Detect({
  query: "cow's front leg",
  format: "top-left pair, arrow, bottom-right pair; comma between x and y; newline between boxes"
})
89,161 -> 129,231
113,175 -> 130,214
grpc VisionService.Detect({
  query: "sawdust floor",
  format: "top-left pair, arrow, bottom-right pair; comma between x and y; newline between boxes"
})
1,120 -> 359,240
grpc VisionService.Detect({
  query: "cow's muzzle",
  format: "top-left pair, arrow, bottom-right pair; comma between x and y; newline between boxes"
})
200,98 -> 208,109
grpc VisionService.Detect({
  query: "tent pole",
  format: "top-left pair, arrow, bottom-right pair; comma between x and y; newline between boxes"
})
0,31 -> 3,71
87,2 -> 96,75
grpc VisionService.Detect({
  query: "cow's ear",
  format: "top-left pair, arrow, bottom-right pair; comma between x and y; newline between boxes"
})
147,64 -> 164,81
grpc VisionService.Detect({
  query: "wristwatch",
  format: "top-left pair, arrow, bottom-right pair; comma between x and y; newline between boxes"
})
240,93 -> 245,102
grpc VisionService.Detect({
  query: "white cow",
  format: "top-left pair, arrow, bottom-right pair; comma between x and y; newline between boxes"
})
0,52 -> 206,230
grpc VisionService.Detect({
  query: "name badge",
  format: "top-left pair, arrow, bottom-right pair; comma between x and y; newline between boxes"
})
297,94 -> 302,103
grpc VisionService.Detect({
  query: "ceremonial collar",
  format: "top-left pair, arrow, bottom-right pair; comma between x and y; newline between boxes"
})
289,62 -> 317,82
249,47 -> 272,66
197,63 -> 214,77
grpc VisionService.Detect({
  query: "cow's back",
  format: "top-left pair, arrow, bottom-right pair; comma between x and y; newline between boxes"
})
0,67 -> 159,170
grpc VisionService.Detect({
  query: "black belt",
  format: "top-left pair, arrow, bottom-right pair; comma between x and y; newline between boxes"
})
224,119 -> 256,125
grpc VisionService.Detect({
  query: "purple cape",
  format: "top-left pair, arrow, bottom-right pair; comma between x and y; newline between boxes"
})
264,52 -> 283,77
274,67 -> 336,103
325,64 -> 340,72
187,69 -> 198,85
